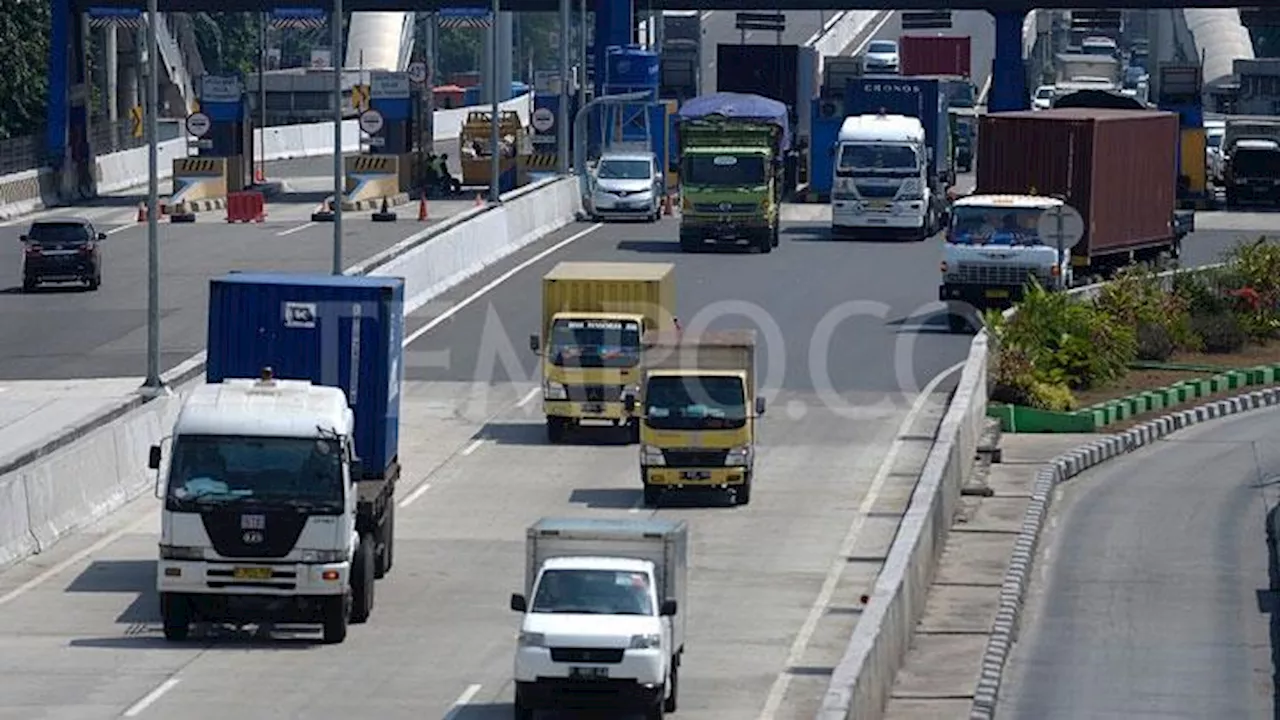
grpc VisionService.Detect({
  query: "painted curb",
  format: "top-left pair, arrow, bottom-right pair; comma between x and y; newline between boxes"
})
968,386 -> 1280,718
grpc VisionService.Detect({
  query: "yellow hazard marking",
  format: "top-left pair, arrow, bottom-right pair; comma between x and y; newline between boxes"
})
351,84 -> 370,112
173,158 -> 224,175
130,106 -> 143,138
347,155 -> 396,173
525,154 -> 558,169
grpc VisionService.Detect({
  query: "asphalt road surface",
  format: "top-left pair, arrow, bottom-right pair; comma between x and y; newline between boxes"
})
997,406 -> 1280,719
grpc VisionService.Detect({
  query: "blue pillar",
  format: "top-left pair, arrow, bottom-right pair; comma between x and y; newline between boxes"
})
593,0 -> 633,98
46,0 -> 71,168
988,10 -> 1028,113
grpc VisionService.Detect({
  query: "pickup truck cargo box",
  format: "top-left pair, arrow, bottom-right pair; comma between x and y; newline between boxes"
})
642,330 -> 757,396
976,108 -> 1179,256
899,35 -> 972,78
541,262 -> 676,340
206,272 -> 405,478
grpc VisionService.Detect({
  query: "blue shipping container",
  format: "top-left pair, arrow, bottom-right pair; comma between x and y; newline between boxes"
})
845,76 -> 953,182
808,98 -> 842,196
206,273 -> 405,479
606,45 -> 660,88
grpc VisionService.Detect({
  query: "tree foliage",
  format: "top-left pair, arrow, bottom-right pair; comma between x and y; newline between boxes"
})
0,0 -> 52,140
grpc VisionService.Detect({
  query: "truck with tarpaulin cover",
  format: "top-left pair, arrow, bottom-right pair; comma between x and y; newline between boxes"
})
675,92 -> 789,254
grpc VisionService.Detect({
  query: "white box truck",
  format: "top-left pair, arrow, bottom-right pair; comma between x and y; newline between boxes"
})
509,517 -> 688,719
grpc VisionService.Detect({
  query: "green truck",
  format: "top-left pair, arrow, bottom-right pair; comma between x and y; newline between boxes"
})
675,92 -> 789,254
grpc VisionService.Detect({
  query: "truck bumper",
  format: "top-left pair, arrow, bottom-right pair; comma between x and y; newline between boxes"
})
939,282 -> 1023,310
544,400 -> 629,422
157,559 -> 348,622
642,465 -> 750,488
680,216 -> 770,243
832,203 -> 927,238
515,679 -> 663,713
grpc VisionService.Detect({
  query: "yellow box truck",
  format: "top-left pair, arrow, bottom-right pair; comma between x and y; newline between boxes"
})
529,262 -> 677,444
624,330 -> 765,506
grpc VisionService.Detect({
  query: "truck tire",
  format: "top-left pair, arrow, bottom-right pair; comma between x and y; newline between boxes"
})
375,503 -> 395,579
664,661 -> 679,712
626,419 -> 641,444
546,417 -> 567,444
734,476 -> 752,506
160,593 -> 191,642
756,232 -> 773,254
643,484 -> 662,507
351,533 -> 375,624
646,701 -> 665,719
771,223 -> 780,248
321,594 -> 349,644
512,696 -> 534,720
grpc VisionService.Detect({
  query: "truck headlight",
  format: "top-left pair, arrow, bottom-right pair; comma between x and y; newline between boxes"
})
725,446 -> 752,466
518,631 -> 547,647
159,545 -> 203,560
898,180 -> 923,201
641,445 -> 665,465
544,381 -> 567,401
300,549 -> 348,563
629,633 -> 662,649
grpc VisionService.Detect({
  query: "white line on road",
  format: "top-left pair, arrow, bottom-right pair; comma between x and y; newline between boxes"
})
461,438 -> 485,456
104,224 -> 134,236
442,684 -> 483,719
398,482 -> 433,509
276,222 -> 316,237
401,223 -> 603,347
122,677 -> 181,717
516,387 -> 540,408
755,359 -> 966,720
0,513 -> 152,608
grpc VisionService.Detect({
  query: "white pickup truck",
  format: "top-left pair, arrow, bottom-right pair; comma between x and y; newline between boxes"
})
509,517 -> 688,719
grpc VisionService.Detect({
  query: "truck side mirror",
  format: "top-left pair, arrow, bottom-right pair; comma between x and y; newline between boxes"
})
660,599 -> 678,617
755,397 -> 766,416
18,235 -> 26,242
510,593 -> 528,612
624,394 -> 637,414
528,334 -> 540,353
148,444 -> 162,470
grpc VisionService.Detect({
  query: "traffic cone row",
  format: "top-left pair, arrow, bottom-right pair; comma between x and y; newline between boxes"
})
137,202 -> 168,222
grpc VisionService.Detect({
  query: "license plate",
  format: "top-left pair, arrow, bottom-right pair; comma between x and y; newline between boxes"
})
680,470 -> 712,480
985,289 -> 1010,299
569,666 -> 608,680
581,402 -> 604,413
867,201 -> 891,210
233,567 -> 272,580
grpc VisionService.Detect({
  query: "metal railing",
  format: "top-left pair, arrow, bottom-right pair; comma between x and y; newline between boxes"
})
0,134 -> 41,176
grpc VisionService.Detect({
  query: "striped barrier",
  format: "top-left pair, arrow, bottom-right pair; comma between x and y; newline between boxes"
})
343,154 -> 402,207
524,154 -> 558,171
168,156 -> 228,212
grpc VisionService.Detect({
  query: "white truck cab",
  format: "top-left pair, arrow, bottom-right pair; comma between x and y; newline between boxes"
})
831,113 -> 935,240
939,194 -> 1073,332
149,369 -> 374,645
510,517 -> 687,719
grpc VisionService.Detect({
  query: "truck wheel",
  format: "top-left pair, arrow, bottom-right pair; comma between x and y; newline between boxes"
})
321,594 -> 349,644
645,701 -> 665,719
375,503 -> 395,579
643,484 -> 662,507
771,223 -> 780,248
679,234 -> 699,252
663,661 -> 679,712
546,417 -> 567,444
626,419 -> 641,444
351,533 -> 375,624
757,233 -> 772,254
512,696 -> 534,720
735,476 -> 752,506
160,592 -> 191,642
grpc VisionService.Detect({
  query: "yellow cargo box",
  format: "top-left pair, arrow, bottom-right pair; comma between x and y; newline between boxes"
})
541,262 -> 677,340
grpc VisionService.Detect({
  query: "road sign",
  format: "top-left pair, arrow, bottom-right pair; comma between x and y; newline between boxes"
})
735,12 -> 784,33
371,71 -> 411,99
1037,204 -> 1086,250
351,84 -> 370,112
270,8 -> 327,30
1070,10 -> 1121,31
185,111 -> 211,137
359,109 -> 385,135
130,105 -> 143,138
438,7 -> 492,29
531,107 -> 555,133
408,61 -> 428,85
901,11 -> 952,30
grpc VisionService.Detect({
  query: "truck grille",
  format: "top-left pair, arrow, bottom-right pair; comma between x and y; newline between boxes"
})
550,647 -> 626,664
853,183 -> 900,199
692,202 -> 757,214
565,384 -> 624,402
951,263 -> 1048,286
662,449 -> 729,467
200,510 -> 309,559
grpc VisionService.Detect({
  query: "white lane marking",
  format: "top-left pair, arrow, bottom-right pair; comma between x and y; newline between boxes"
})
401,223 -> 603,346
398,482 -> 432,509
700,10 -> 713,20
516,387 -> 540,408
756,359 -> 966,720
0,513 -> 152,608
442,684 -> 483,720
851,10 -> 895,56
461,438 -> 485,456
276,222 -> 316,237
122,677 -> 181,717
804,10 -> 846,47
104,224 -> 133,236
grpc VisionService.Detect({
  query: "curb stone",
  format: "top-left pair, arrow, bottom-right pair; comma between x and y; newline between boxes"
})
968,387 -> 1280,719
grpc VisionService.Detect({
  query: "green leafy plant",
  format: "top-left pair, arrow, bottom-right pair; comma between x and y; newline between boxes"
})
999,279 -> 1134,390
1096,264 -> 1196,350
1135,321 -> 1175,362
1191,312 -> 1246,354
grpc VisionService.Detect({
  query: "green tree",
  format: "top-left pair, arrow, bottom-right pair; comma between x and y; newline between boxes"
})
0,0 -> 52,140
193,13 -> 260,77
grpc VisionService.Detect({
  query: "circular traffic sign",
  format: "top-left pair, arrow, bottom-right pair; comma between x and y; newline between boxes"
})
408,61 -> 428,84
1036,203 -> 1086,249
185,111 -> 212,138
359,109 -> 385,135
531,107 -> 555,133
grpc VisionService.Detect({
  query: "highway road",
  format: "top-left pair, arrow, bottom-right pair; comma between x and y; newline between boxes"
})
996,406 -> 1280,719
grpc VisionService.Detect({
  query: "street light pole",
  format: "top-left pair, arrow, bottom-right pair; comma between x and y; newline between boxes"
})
558,0 -> 570,174
488,0 -> 501,204
142,0 -> 163,393
332,0 -> 344,274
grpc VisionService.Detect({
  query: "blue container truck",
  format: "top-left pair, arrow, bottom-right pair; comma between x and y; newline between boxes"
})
845,76 -> 955,188
206,272 -> 405,577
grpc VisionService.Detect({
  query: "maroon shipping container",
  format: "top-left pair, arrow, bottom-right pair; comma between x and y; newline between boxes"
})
975,108 -> 1179,260
899,36 -> 972,78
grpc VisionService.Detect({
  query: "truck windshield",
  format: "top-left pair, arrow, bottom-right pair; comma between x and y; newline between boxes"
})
947,84 -> 976,108
1232,149 -> 1280,177
644,375 -> 747,430
838,143 -> 918,173
597,159 -> 652,180
166,434 -> 343,508
683,154 -> 766,186
532,569 -> 654,615
549,318 -> 642,368
950,206 -> 1044,246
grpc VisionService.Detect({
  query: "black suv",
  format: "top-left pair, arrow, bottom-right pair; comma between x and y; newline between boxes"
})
20,218 -> 105,292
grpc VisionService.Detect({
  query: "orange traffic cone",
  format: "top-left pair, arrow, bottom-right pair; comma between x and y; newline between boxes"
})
254,165 -> 265,184
662,193 -> 673,216
136,203 -> 147,222
475,193 -> 484,207
418,195 -> 429,221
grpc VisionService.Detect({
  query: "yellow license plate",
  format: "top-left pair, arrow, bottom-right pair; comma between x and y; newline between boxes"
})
233,567 -> 272,580
985,289 -> 1010,299
868,201 -> 891,209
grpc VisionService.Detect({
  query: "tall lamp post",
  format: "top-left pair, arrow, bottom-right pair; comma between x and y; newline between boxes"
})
488,0 -> 501,203
142,0 -> 164,394
331,0 -> 344,273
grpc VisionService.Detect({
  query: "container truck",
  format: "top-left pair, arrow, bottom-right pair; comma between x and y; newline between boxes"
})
659,10 -> 701,100
1224,138 -> 1280,208
714,44 -> 818,128
530,262 -> 677,444
149,273 -> 405,644
899,35 -> 972,80
675,93 -> 788,253
831,113 -> 939,240
1055,53 -> 1121,86
942,108 -> 1192,330
624,330 -> 765,506
510,517 -> 688,719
